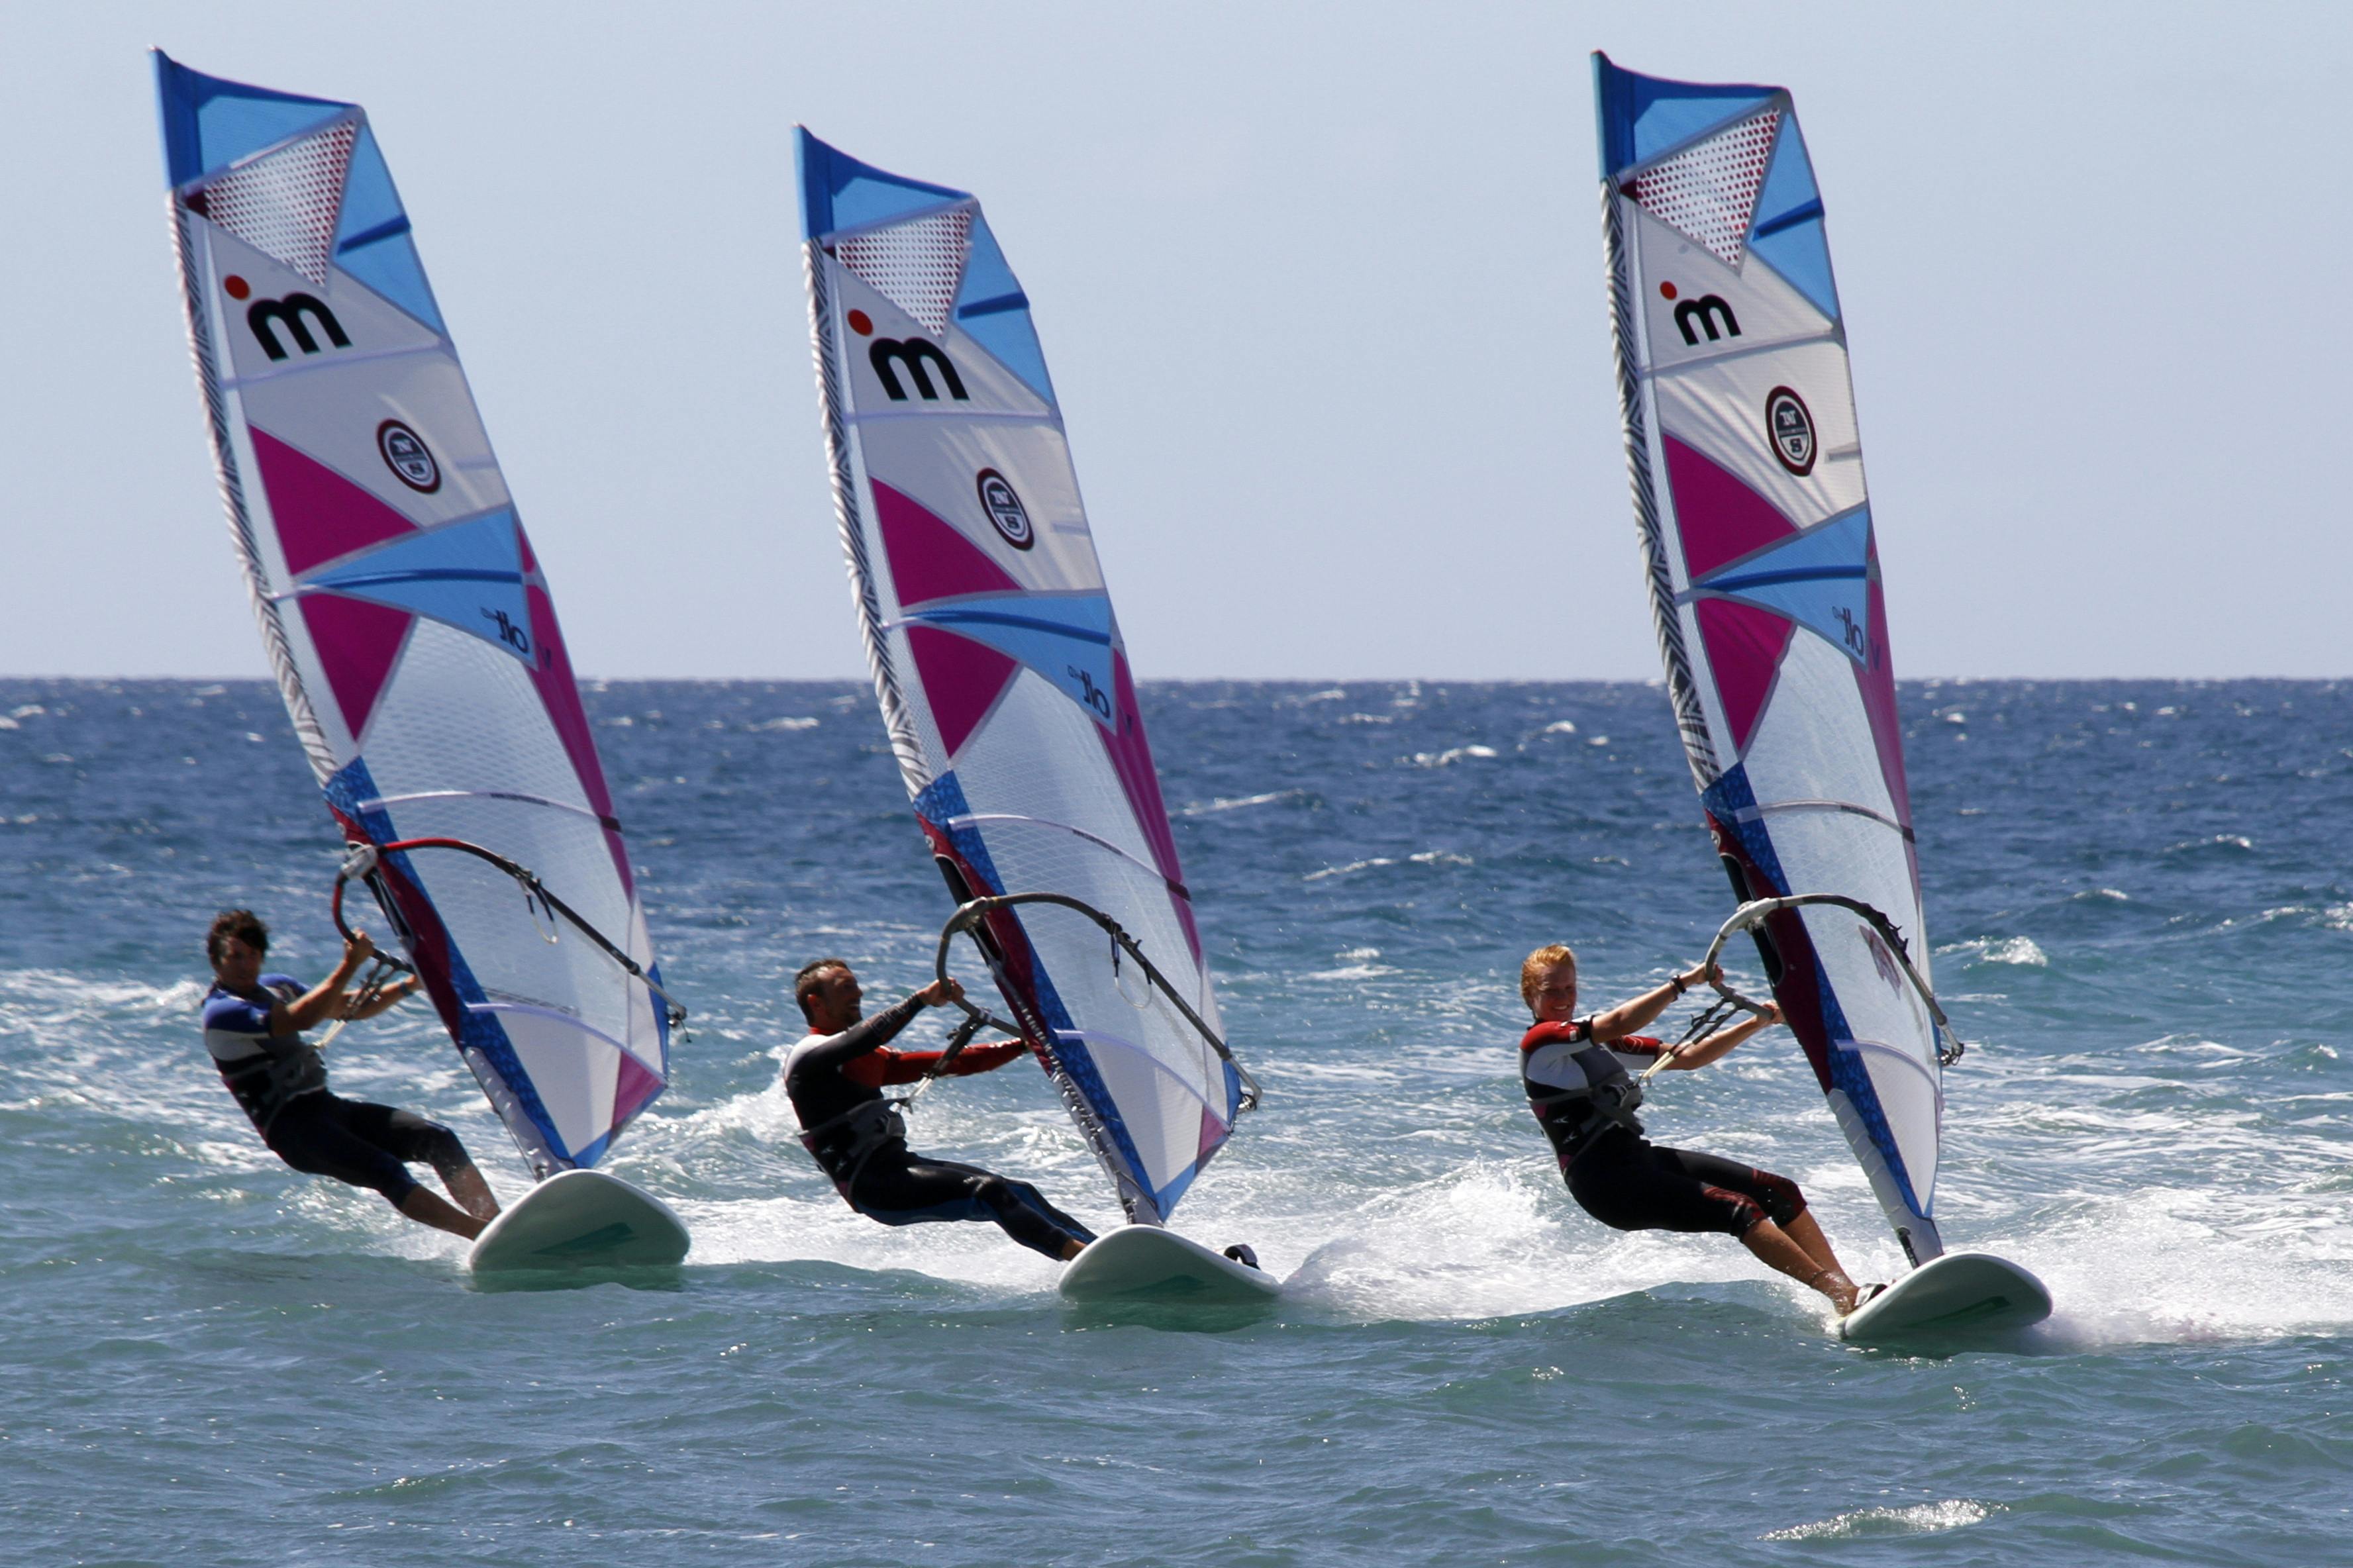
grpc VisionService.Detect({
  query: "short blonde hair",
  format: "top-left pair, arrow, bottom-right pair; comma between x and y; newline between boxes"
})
1520,943 -> 1576,1012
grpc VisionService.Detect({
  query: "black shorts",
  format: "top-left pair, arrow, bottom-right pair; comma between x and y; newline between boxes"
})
1567,1133 -> 1805,1238
262,1093 -> 460,1207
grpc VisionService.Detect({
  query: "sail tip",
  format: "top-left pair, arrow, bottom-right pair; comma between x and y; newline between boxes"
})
152,51 -> 354,187
795,128 -> 972,242
1591,54 -> 1785,179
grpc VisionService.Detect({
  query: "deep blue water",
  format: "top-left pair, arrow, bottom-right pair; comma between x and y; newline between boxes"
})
3,677 -> 2350,1565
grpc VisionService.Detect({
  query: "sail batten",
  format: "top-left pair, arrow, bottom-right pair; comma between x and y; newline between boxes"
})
798,129 -> 1240,1226
1595,54 -> 1946,1263
158,53 -> 670,1178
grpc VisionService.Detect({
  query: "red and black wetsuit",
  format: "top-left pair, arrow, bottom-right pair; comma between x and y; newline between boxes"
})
1521,1018 -> 1806,1238
784,993 -> 1095,1260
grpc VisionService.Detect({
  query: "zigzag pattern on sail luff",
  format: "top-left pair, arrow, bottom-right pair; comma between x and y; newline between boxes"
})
805,240 -> 927,791
1601,187 -> 1718,786
170,198 -> 334,781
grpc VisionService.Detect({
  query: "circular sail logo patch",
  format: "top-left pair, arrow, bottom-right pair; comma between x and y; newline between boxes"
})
975,468 -> 1034,550
376,420 -> 441,493
1766,387 -> 1816,477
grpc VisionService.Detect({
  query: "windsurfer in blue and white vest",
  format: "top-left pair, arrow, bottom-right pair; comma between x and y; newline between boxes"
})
784,958 -> 1096,1261
1517,942 -> 1870,1316
201,909 -> 500,1240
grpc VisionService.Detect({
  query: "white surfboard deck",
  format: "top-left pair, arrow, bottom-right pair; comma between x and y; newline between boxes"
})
467,1168 -> 691,1273
1838,1250 -> 2050,1342
1059,1223 -> 1281,1304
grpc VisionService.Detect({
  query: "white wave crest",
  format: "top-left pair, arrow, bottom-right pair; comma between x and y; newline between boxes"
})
1764,1500 -> 1997,1542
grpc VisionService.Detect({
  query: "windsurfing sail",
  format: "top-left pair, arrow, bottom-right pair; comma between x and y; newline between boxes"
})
156,54 -> 671,1176
1593,54 -> 1948,1263
796,130 -> 1244,1226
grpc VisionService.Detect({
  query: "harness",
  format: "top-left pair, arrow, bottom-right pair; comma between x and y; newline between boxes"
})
215,1048 -> 323,1134
797,1097 -> 909,1197
1523,1026 -> 1647,1165
795,1012 -> 991,1199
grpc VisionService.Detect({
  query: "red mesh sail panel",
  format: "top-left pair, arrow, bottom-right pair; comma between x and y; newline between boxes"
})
197,119 -> 358,285
834,208 -> 972,334
1625,109 -> 1780,270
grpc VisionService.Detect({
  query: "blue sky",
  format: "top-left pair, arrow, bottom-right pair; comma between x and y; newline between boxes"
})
3,2 -> 2346,679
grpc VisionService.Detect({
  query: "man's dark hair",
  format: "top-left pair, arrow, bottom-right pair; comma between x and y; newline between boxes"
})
793,957 -> 850,1022
207,909 -> 269,965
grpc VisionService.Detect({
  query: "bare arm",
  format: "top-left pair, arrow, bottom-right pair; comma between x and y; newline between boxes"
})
275,933 -> 377,1034
342,975 -> 422,1020
1660,1001 -> 1783,1071
1587,961 -> 1714,1044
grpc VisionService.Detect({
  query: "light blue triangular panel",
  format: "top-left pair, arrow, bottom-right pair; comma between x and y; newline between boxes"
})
335,128 -> 402,248
1746,117 -> 1840,320
301,509 -> 532,660
338,234 -> 444,332
834,175 -> 962,232
1694,507 -> 1873,663
1634,93 -> 1777,168
329,127 -> 443,330
906,593 -> 1116,728
954,217 -> 1056,405
1750,220 -> 1840,320
956,217 -> 1024,311
1750,115 -> 1821,231
207,97 -> 345,170
960,309 -> 1056,407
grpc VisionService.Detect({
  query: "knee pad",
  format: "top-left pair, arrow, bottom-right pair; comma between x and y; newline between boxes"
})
1756,1173 -> 1805,1227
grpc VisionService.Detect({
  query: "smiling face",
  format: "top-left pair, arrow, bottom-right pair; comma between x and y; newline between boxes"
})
211,933 -> 266,993
1528,961 -> 1579,1024
801,965 -> 864,1034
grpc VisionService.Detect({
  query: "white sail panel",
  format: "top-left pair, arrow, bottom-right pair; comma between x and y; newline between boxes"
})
1595,54 -> 1947,1261
798,129 -> 1241,1224
158,54 -> 670,1175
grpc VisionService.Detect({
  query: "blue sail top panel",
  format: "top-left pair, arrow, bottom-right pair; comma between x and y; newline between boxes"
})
797,128 -> 970,242
1591,52 -> 1779,179
154,51 -> 350,187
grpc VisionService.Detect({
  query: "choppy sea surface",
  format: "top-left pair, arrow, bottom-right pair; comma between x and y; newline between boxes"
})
3,676 -> 2349,1566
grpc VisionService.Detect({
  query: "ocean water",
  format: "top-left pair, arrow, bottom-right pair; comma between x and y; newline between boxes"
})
2,675 -> 2349,1566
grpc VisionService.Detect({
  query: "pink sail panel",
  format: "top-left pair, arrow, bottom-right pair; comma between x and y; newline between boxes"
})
251,427 -> 417,576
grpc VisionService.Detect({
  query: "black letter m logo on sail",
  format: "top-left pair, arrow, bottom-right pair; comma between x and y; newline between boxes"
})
246,293 -> 351,362
1674,295 -> 1740,346
869,338 -> 968,402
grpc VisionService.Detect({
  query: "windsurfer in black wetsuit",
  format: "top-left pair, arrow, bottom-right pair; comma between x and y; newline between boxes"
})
201,909 -> 500,1239
783,958 -> 1096,1261
1517,942 -> 1872,1315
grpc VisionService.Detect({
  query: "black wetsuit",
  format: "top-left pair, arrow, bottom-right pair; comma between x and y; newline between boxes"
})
783,995 -> 1095,1261
201,976 -> 472,1208
1521,1018 -> 1806,1238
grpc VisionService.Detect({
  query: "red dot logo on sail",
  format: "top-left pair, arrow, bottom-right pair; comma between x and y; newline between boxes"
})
223,274 -> 250,300
846,309 -> 873,336
1658,281 -> 1679,300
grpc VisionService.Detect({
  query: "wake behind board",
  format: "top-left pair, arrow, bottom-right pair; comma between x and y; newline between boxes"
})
1838,1251 -> 2050,1343
468,1169 -> 690,1273
1059,1224 -> 1279,1304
